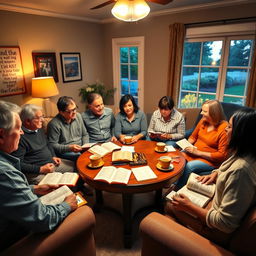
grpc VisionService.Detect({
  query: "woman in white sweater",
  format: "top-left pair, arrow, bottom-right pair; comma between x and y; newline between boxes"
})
167,108 -> 256,246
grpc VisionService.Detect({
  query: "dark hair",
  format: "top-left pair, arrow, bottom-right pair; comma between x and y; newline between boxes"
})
87,93 -> 102,105
228,108 -> 256,158
57,96 -> 75,112
119,94 -> 139,115
158,96 -> 174,110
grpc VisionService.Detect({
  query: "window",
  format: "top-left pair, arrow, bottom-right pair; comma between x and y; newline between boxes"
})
178,23 -> 255,108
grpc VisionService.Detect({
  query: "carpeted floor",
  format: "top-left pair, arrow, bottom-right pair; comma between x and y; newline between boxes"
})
85,190 -> 165,256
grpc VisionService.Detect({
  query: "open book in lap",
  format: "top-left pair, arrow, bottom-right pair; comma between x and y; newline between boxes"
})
38,172 -> 79,187
175,138 -> 196,150
94,166 -> 132,184
89,142 -> 121,157
166,173 -> 215,208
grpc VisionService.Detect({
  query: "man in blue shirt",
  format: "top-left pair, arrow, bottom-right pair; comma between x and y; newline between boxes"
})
0,101 -> 77,251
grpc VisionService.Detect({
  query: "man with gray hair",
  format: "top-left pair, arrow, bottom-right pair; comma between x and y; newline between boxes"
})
0,100 -> 77,251
12,104 -> 74,184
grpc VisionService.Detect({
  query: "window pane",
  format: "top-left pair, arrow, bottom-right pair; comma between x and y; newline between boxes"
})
199,68 -> 219,93
228,40 -> 252,66
121,80 -> 129,94
120,47 -> 128,63
130,81 -> 138,97
183,42 -> 201,65
223,96 -> 244,106
130,47 -> 138,63
202,41 -> 222,66
198,94 -> 216,107
181,67 -> 199,91
180,92 -> 197,108
130,65 -> 138,80
121,65 -> 128,79
224,69 -> 247,96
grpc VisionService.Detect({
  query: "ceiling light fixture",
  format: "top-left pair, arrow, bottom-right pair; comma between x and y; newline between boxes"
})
111,0 -> 150,22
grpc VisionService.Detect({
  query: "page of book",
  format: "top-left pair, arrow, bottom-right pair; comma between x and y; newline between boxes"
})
131,166 -> 157,182
88,145 -> 110,157
166,145 -> 176,152
111,167 -> 131,184
112,151 -> 133,162
81,142 -> 96,148
121,146 -> 135,152
186,173 -> 215,198
38,172 -> 79,186
40,185 -> 73,205
101,142 -> 121,151
176,138 -> 195,150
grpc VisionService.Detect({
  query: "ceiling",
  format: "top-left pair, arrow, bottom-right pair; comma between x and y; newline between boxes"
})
0,0 -> 253,23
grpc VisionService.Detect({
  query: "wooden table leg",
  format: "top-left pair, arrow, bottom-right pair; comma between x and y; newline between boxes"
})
122,193 -> 133,249
94,189 -> 104,212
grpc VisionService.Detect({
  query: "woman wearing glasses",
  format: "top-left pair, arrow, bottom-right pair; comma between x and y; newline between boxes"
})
47,96 -> 89,162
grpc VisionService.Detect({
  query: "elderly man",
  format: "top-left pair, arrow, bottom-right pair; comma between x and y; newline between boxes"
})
47,96 -> 89,162
81,93 -> 117,143
0,101 -> 77,251
12,104 -> 74,185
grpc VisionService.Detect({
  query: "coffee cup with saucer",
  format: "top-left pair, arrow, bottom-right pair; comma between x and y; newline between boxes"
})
87,155 -> 104,169
156,156 -> 173,171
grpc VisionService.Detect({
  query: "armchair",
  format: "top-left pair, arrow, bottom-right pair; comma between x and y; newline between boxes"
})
2,205 -> 96,256
140,207 -> 256,256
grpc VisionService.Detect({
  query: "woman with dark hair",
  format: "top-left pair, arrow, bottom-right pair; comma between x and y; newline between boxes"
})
148,96 -> 185,146
167,108 -> 256,246
114,94 -> 147,144
175,100 -> 228,188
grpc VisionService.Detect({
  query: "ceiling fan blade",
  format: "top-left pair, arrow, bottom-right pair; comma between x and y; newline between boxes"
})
147,0 -> 174,5
90,0 -> 116,10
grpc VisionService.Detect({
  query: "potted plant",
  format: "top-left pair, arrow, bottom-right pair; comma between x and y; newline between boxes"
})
79,82 -> 116,105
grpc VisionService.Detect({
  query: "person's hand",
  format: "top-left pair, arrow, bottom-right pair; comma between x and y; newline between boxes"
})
111,136 -> 118,143
34,184 -> 59,195
52,157 -> 61,166
184,146 -> 199,156
171,193 -> 193,212
64,194 -> 78,211
40,163 -> 55,174
149,133 -> 158,139
159,133 -> 171,140
197,172 -> 218,185
131,134 -> 140,143
119,135 -> 126,144
69,144 -> 83,152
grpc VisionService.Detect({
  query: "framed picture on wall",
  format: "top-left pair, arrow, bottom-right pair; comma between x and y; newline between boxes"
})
60,52 -> 82,83
0,46 -> 26,97
32,52 -> 59,82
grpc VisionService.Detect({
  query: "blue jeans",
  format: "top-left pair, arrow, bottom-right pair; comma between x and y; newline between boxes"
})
176,160 -> 215,189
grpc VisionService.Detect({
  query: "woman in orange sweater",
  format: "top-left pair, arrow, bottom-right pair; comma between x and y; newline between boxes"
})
176,100 -> 228,189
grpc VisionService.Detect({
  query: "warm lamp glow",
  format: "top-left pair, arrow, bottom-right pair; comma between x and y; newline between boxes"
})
32,77 -> 59,98
111,0 -> 150,22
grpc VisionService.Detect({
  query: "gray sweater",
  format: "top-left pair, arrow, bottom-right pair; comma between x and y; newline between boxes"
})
206,155 -> 256,233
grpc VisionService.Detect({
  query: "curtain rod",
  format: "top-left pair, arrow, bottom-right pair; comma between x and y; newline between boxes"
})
185,16 -> 256,28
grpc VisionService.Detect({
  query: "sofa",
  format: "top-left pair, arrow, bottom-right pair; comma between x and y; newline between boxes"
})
140,206 -> 256,256
1,205 -> 96,256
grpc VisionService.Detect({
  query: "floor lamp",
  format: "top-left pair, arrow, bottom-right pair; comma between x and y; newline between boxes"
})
31,77 -> 59,117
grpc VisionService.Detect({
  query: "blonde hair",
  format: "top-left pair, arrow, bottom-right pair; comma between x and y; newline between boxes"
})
203,100 -> 226,125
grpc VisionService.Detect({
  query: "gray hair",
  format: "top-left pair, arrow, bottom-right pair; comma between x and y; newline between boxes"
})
20,104 -> 43,123
0,101 -> 21,132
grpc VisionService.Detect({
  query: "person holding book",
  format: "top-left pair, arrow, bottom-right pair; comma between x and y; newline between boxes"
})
175,100 -> 228,189
166,108 -> 256,246
82,93 -> 117,143
12,104 -> 75,185
0,101 -> 78,251
114,94 -> 147,144
47,96 -> 89,162
148,96 -> 185,146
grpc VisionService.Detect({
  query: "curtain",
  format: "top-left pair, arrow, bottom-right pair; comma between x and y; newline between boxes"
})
166,23 -> 186,105
246,39 -> 256,108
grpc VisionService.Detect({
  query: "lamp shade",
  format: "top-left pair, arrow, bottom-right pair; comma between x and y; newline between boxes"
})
32,77 -> 59,98
111,0 -> 150,22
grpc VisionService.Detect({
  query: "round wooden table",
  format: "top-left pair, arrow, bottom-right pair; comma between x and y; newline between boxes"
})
77,140 -> 185,248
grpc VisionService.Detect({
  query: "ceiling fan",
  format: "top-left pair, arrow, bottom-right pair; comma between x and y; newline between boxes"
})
90,0 -> 174,10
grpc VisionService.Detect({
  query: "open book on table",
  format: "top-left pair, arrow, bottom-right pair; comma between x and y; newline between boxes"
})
88,142 -> 121,157
175,138 -> 196,150
131,166 -> 157,182
166,173 -> 216,208
94,166 -> 131,184
39,185 -> 87,207
38,172 -> 79,187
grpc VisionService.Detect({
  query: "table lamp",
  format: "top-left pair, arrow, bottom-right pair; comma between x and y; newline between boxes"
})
32,77 -> 59,117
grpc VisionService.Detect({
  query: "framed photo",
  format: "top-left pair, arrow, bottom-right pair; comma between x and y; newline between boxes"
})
32,52 -> 58,82
60,52 -> 82,83
0,46 -> 26,97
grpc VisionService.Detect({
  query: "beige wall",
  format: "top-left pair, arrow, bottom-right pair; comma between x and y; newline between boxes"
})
0,2 -> 255,115
0,10 -> 104,114
102,2 -> 256,114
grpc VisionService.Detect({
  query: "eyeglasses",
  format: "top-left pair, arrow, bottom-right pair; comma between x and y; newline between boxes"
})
64,107 -> 78,114
32,115 -> 45,120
